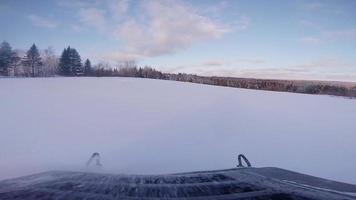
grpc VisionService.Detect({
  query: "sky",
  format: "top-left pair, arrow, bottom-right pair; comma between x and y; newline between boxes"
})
0,0 -> 356,81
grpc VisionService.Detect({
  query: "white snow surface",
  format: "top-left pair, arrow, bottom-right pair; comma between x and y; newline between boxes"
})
0,77 -> 355,184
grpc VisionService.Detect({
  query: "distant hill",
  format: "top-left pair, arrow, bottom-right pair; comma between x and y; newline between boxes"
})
75,66 -> 356,98
164,73 -> 356,98
2,63 -> 356,97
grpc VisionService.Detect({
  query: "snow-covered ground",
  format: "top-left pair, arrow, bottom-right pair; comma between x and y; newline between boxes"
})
0,77 -> 355,184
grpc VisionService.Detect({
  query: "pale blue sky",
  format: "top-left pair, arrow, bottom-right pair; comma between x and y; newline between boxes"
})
0,0 -> 355,81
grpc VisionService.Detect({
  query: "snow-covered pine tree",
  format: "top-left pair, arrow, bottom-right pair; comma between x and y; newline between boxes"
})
59,47 -> 71,76
70,48 -> 83,76
84,59 -> 92,76
59,46 -> 83,76
22,44 -> 42,77
0,41 -> 17,76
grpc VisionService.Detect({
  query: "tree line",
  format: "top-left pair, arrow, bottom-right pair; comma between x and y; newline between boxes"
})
0,41 -> 165,79
0,41 -> 87,77
1,41 -> 355,97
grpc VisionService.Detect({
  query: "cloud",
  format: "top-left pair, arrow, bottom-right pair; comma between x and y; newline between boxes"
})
56,0 -> 235,62
165,57 -> 266,75
300,36 -> 321,45
203,1 -> 251,32
104,51 -> 145,62
79,7 -> 107,30
305,2 -> 324,10
232,15 -> 251,31
303,2 -> 342,14
27,14 -> 58,28
56,0 -> 101,8
234,58 -> 265,64
202,1 -> 229,16
164,57 -> 356,82
112,0 -> 229,61
300,28 -> 356,45
70,24 -> 83,32
324,29 -> 356,40
109,0 -> 130,18
57,0 -> 107,31
202,60 -> 225,66
291,58 -> 354,69
192,66 -> 356,82
299,19 -> 322,31
241,70 -> 356,82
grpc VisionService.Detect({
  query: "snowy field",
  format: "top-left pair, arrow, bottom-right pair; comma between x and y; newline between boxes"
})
0,77 -> 355,184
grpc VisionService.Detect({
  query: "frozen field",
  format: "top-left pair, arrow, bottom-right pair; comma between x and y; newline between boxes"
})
0,77 -> 355,184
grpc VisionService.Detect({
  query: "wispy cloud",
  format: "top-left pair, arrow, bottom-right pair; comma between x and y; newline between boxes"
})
79,7 -> 107,31
232,15 -> 251,31
234,58 -> 265,64
165,57 -> 266,75
109,0 -> 230,61
165,57 -> 356,82
27,14 -> 58,28
291,58 -> 354,70
109,0 -> 130,18
202,60 -> 225,67
56,0 -> 232,61
301,28 -> 356,45
202,1 -> 251,32
202,1 -> 229,17
300,36 -> 321,45
324,29 -> 356,40
70,24 -> 83,32
56,0 -> 101,8
305,2 -> 324,10
299,19 -> 322,30
237,69 -> 356,82
303,1 -> 343,14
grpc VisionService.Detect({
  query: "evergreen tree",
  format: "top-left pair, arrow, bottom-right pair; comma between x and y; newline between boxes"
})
59,47 -> 71,76
84,59 -> 92,76
22,43 -> 42,77
0,41 -> 16,76
70,48 -> 83,76
59,46 -> 83,76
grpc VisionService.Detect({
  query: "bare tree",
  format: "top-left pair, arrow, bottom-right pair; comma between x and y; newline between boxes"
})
42,47 -> 59,76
